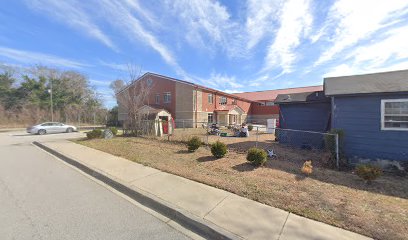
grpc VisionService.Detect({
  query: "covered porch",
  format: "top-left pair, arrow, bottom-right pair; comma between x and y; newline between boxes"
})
214,106 -> 247,126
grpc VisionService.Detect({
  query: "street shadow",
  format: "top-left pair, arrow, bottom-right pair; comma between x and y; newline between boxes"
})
197,156 -> 217,162
176,150 -> 190,154
232,162 -> 256,172
295,174 -> 307,181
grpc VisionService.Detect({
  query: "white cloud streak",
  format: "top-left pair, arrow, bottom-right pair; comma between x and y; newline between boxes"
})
97,0 -> 186,76
165,0 -> 243,57
263,0 -> 312,73
314,0 -> 408,66
245,0 -> 283,50
0,46 -> 88,69
199,72 -> 243,90
26,0 -> 117,51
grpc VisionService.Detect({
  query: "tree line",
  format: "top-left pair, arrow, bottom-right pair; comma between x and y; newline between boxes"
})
0,65 -> 108,127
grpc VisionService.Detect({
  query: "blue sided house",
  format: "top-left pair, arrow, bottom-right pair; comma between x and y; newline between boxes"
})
324,69 -> 408,164
275,91 -> 331,149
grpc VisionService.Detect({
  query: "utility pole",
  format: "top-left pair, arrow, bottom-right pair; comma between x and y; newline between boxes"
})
48,79 -> 54,122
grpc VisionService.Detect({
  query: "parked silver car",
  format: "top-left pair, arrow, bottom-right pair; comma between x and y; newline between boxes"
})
26,122 -> 77,135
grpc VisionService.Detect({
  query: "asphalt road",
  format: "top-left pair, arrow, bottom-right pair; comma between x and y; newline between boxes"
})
0,131 -> 191,240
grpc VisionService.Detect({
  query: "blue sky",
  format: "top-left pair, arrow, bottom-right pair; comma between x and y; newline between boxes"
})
1,0 -> 407,108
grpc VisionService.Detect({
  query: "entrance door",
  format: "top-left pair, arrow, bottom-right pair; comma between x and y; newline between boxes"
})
159,116 -> 169,134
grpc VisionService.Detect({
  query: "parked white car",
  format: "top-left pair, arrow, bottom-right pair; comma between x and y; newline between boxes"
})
26,122 -> 77,135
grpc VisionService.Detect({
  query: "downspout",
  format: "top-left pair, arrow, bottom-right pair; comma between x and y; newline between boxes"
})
331,96 -> 335,129
214,93 -> 217,124
195,86 -> 198,128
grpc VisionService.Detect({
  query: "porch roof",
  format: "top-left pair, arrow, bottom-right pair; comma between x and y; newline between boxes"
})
214,105 -> 245,114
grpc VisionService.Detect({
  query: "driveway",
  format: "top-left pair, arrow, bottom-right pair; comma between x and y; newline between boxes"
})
0,131 -> 191,240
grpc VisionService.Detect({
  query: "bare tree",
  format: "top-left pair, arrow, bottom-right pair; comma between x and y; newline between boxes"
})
110,65 -> 152,135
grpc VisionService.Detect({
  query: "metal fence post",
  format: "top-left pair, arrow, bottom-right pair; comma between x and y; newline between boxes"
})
206,123 -> 209,148
335,133 -> 339,169
255,126 -> 259,148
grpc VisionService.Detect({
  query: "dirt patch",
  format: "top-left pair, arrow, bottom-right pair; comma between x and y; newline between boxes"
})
77,137 -> 408,240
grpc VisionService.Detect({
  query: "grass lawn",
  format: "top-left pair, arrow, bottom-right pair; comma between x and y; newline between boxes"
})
76,137 -> 408,240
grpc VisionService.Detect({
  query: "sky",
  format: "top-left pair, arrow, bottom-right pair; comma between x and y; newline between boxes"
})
0,0 -> 407,108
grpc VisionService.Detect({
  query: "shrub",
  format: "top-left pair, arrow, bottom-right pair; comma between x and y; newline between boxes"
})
187,136 -> 201,152
355,164 -> 382,183
211,141 -> 227,158
246,148 -> 267,166
247,124 -> 253,131
86,129 -> 102,139
109,127 -> 118,136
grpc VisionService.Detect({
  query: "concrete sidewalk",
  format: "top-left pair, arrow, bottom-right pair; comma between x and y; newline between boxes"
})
36,140 -> 371,240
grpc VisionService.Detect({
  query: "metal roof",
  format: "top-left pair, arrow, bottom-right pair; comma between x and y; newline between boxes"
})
232,85 -> 323,101
275,91 -> 329,104
117,72 -> 256,103
324,69 -> 408,96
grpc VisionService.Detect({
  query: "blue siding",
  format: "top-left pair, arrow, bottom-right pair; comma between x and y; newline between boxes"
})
333,93 -> 408,162
280,103 -> 331,131
278,102 -> 331,149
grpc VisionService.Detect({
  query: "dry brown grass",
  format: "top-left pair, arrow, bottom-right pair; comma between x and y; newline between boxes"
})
77,137 -> 408,240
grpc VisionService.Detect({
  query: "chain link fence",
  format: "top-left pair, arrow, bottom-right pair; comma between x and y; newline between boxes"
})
121,119 -> 340,169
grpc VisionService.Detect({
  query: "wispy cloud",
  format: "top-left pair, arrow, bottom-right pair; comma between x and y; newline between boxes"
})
166,0 -> 244,57
99,61 -> 130,72
263,0 -> 313,74
245,0 -> 283,50
0,46 -> 88,69
97,0 -> 186,76
26,0 -> 117,51
202,72 -> 243,90
323,25 -> 408,77
89,79 -> 112,87
314,0 -> 408,66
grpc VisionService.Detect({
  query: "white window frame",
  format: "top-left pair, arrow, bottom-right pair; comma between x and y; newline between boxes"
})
208,93 -> 213,104
163,92 -> 171,103
208,113 -> 213,123
155,93 -> 160,104
381,99 -> 408,131
220,96 -> 227,105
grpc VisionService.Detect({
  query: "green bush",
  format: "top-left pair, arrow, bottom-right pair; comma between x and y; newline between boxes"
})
187,136 -> 201,152
109,127 -> 118,136
211,141 -> 227,158
355,164 -> 382,183
86,129 -> 102,139
247,124 -> 253,131
247,148 -> 267,166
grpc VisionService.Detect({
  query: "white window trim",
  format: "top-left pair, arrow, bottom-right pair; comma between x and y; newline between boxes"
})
220,96 -> 227,105
163,92 -> 171,103
381,98 -> 408,131
208,94 -> 213,104
155,93 -> 160,104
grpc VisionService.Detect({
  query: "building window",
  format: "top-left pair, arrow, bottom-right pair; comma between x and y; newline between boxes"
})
381,99 -> 408,130
155,94 -> 160,104
208,113 -> 213,123
258,102 -> 266,106
220,96 -> 227,105
232,98 -> 237,105
163,92 -> 171,103
266,101 -> 275,106
208,93 -> 213,104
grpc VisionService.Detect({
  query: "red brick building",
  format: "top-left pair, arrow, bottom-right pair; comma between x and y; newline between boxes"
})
117,72 -> 322,126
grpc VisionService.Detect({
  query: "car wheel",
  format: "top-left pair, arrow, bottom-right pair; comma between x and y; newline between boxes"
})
66,127 -> 73,133
38,129 -> 46,135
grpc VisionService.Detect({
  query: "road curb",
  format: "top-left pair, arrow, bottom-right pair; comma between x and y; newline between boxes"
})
33,141 -> 240,240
